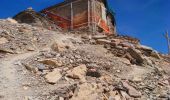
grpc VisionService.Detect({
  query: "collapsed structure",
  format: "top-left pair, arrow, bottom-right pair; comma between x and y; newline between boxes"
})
14,0 -> 116,35
13,8 -> 60,30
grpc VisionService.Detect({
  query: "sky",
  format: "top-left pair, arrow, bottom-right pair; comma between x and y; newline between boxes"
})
0,0 -> 170,54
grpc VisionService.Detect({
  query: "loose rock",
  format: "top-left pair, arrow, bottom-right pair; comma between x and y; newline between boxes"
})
45,69 -> 62,84
122,81 -> 142,98
67,64 -> 87,82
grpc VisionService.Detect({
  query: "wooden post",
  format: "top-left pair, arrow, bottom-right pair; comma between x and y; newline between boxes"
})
94,0 -> 97,34
91,0 -> 95,34
164,30 -> 170,54
88,0 -> 90,30
71,2 -> 73,30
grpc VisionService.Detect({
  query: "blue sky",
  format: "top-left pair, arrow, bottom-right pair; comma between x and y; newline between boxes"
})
0,0 -> 169,54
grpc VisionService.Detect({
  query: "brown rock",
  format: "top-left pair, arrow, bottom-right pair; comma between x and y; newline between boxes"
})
38,58 -> 62,67
67,64 -> 87,82
122,81 -> 141,98
45,69 -> 62,84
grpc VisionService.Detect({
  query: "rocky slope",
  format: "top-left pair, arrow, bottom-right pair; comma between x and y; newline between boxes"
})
0,19 -> 170,100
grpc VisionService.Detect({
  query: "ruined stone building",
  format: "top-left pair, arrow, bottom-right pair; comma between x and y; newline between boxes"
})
14,0 -> 116,35
41,0 -> 116,35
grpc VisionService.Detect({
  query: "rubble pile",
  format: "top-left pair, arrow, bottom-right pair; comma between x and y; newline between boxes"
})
21,35 -> 170,99
13,8 -> 60,31
0,19 -> 57,56
0,19 -> 170,100
91,35 -> 161,66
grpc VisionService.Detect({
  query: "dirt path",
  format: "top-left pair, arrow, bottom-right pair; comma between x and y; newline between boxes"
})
0,52 -> 38,100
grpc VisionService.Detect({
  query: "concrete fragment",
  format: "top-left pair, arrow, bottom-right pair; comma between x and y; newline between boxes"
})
45,69 -> 62,84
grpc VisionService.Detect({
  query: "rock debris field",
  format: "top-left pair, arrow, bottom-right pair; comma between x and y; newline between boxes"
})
0,19 -> 170,100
